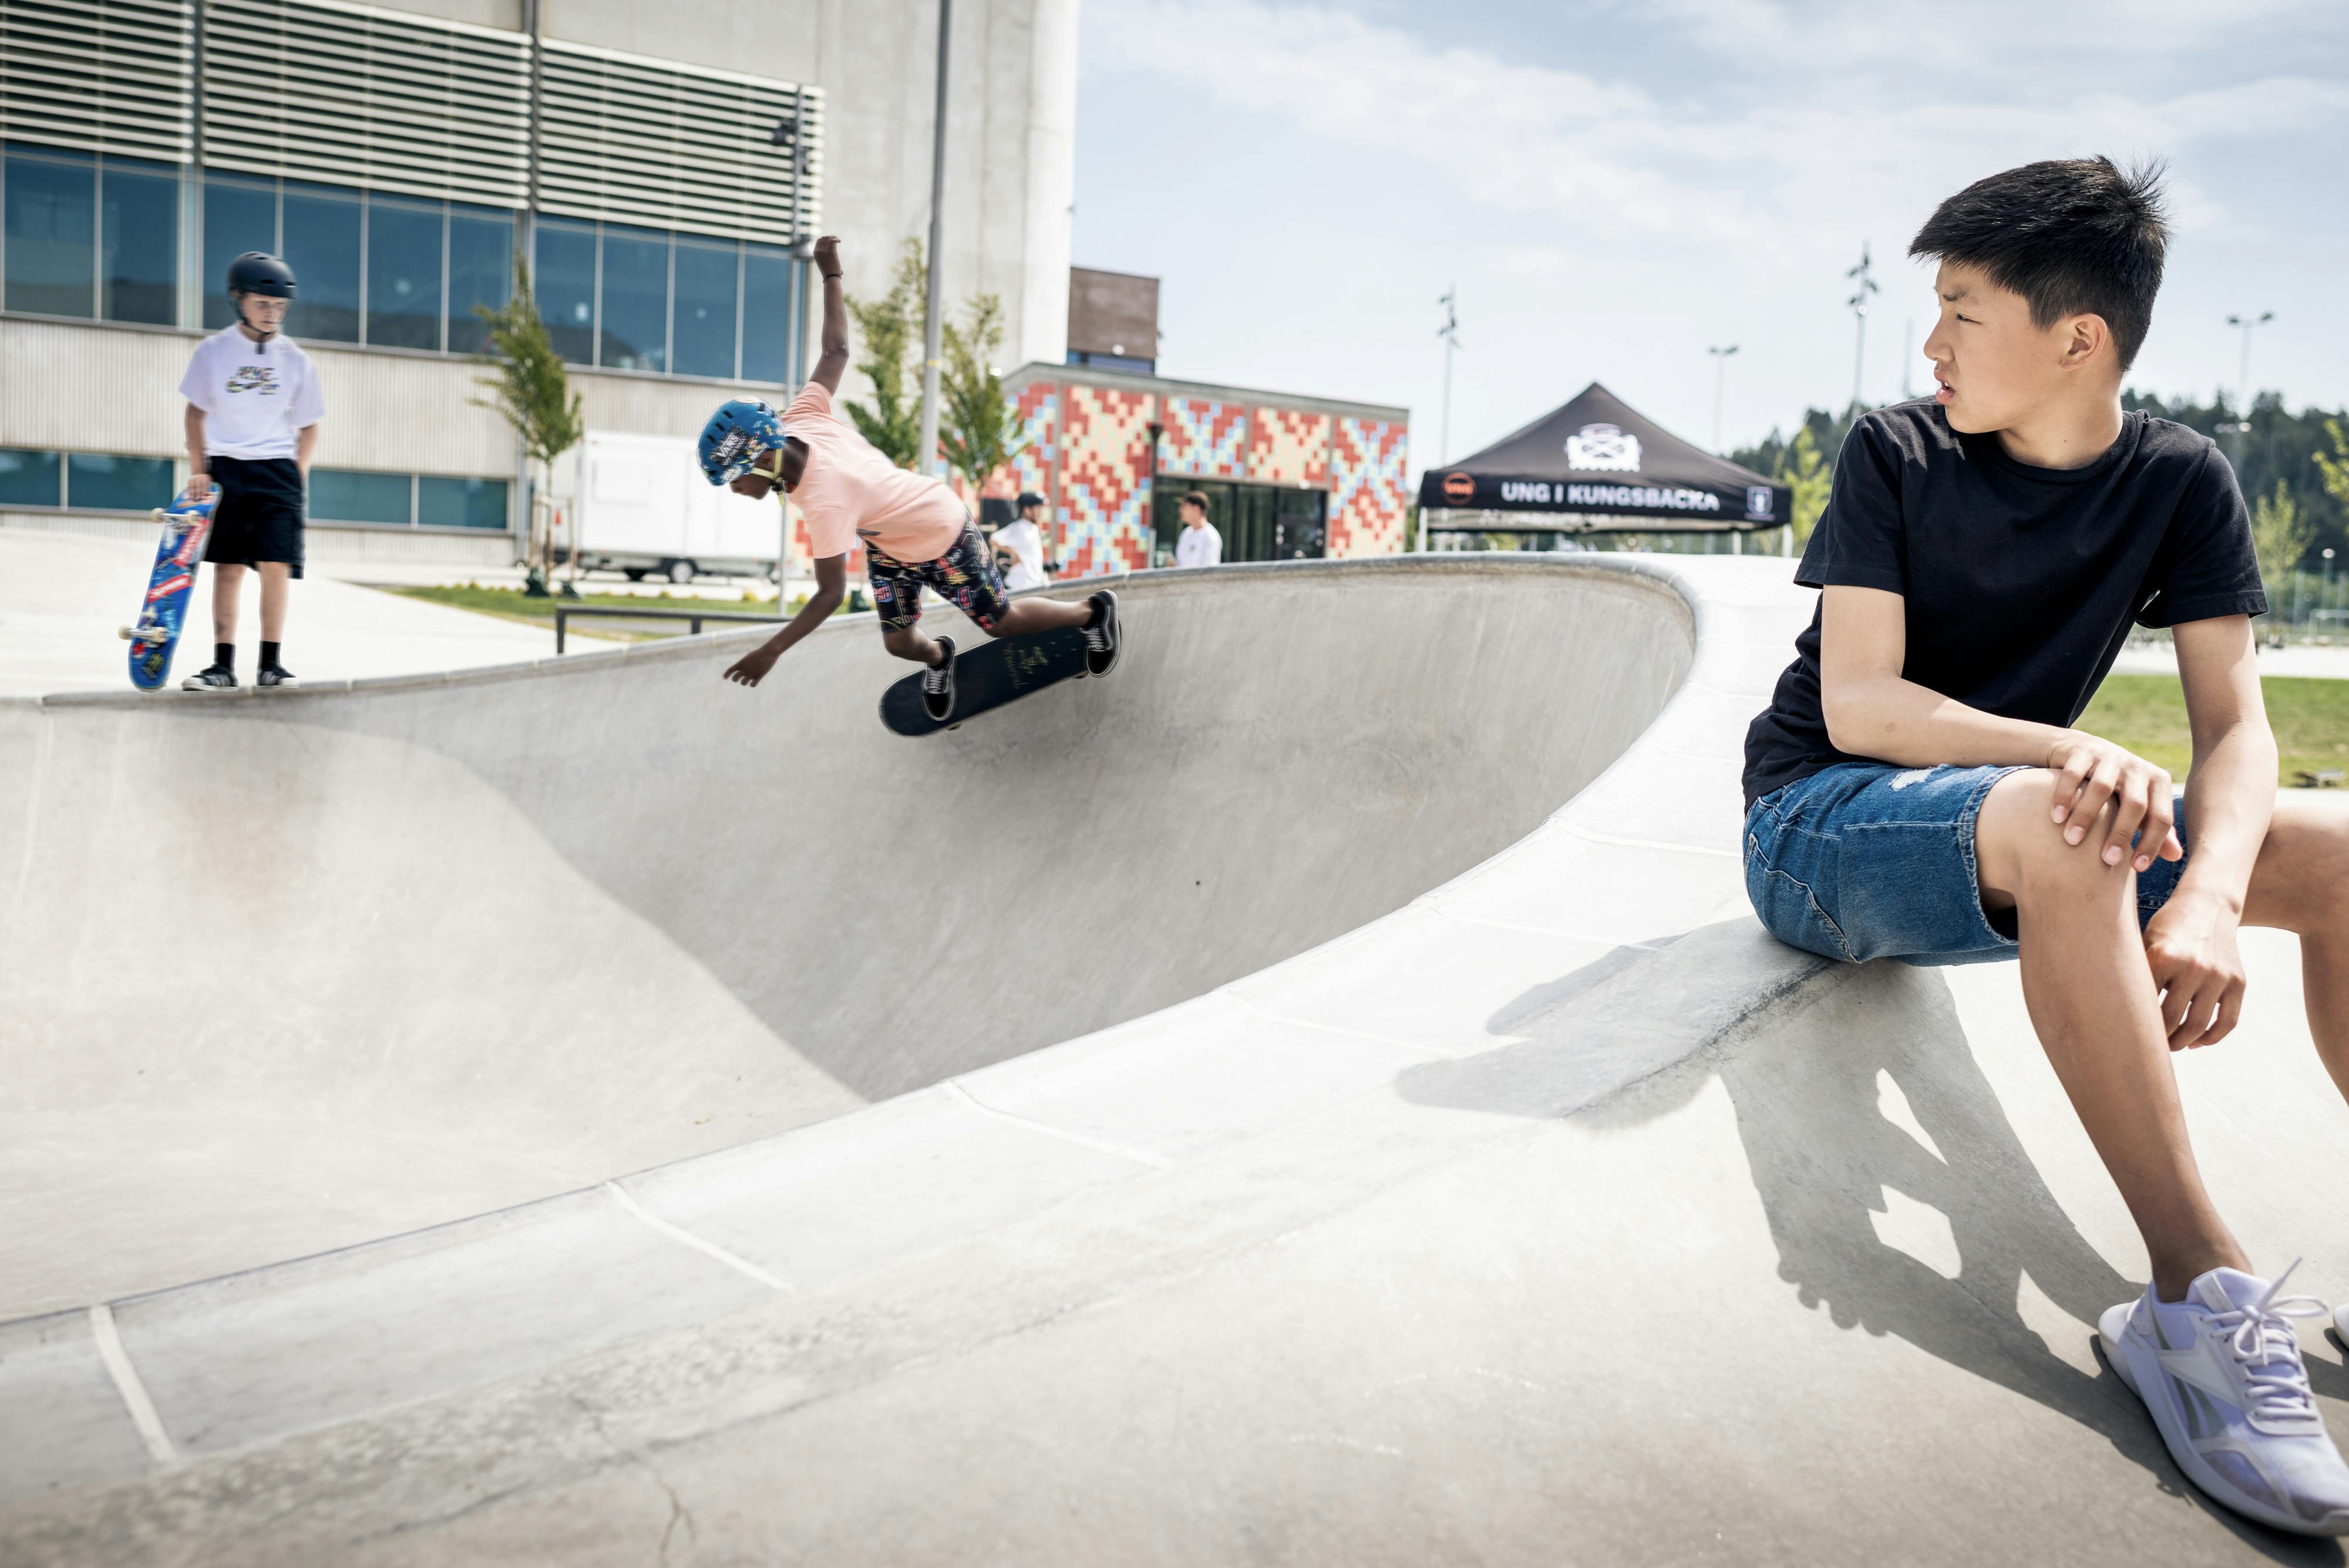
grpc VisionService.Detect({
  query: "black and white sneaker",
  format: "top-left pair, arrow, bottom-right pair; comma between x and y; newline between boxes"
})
181,662 -> 237,692
1083,590 -> 1120,677
922,635 -> 957,721
257,663 -> 298,689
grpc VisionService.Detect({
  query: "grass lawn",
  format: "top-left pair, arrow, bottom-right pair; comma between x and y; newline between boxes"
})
389,583 -> 813,642
2079,674 -> 2349,786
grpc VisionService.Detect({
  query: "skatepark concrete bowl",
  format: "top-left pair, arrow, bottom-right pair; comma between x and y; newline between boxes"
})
4,554 -> 2345,1566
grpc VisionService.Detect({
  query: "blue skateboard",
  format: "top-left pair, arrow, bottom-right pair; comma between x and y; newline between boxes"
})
120,487 -> 218,691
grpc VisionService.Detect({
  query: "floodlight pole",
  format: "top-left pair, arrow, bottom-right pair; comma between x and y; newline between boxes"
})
915,0 -> 953,478
2224,310 -> 2274,459
1846,242 -> 1878,410
1707,344 -> 1739,452
1432,285 -> 1462,554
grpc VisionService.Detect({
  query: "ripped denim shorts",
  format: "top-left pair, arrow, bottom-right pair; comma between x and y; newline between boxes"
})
1742,762 -> 2191,966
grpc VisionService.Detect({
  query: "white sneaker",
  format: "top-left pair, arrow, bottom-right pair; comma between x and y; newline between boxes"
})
2099,1264 -> 2349,1536
2336,1301 -> 2349,1351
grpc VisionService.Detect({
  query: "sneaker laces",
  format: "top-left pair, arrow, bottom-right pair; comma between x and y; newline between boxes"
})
2212,1260 -> 2328,1426
921,659 -> 950,694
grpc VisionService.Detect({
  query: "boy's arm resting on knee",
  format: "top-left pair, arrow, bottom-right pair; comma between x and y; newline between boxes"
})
1819,586 -> 2069,765
2168,615 -> 2277,914
722,553 -> 846,687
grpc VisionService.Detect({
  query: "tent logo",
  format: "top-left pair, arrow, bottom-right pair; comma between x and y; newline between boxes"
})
1565,423 -> 1641,472
1746,486 -> 1775,521
1441,471 -> 1476,503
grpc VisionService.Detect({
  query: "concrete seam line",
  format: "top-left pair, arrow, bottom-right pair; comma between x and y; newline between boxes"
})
1560,820 -> 1741,859
88,1303 -> 178,1469
603,1183 -> 793,1293
1211,988 -> 1447,1058
1421,897 -> 1667,951
943,1080 -> 1177,1170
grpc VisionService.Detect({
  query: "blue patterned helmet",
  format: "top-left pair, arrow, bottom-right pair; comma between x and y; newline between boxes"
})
698,398 -> 785,486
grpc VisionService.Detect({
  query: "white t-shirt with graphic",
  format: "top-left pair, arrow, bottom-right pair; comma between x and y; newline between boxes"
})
994,517 -> 1048,590
1176,521 -> 1223,568
179,327 -> 326,460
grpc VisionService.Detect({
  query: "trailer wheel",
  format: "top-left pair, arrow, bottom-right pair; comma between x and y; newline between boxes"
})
667,559 -> 696,585
624,568 -> 647,582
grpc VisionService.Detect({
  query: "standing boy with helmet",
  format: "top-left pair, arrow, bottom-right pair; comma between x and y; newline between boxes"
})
706,236 -> 1119,721
178,251 -> 324,691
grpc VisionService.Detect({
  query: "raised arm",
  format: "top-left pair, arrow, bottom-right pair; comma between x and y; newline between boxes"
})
809,235 -> 848,395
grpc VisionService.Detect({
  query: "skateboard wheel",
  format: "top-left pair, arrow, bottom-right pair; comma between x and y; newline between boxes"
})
118,626 -> 133,640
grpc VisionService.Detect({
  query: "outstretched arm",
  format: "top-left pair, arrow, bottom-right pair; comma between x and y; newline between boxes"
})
809,236 -> 848,395
722,552 -> 847,687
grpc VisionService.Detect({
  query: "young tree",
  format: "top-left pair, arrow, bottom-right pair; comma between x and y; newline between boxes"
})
473,261 -> 585,597
2251,478 -> 2314,590
842,238 -> 925,469
1776,425 -> 1831,551
939,294 -> 1028,497
2315,418 -> 2349,514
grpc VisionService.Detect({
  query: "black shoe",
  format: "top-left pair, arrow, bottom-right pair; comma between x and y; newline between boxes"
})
257,663 -> 297,689
181,662 -> 237,692
922,635 -> 957,721
1083,590 -> 1120,676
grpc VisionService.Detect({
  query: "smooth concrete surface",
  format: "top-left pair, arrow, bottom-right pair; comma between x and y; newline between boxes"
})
3,555 -> 2344,1566
0,529 -> 612,698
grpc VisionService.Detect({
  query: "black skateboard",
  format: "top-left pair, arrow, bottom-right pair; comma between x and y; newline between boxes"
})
879,627 -> 1092,736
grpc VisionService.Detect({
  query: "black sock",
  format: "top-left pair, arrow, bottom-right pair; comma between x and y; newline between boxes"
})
261,641 -> 281,669
214,642 -> 234,669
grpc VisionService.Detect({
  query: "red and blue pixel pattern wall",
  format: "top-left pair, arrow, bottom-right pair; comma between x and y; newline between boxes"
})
1058,383 -> 1157,577
1158,396 -> 1248,479
1328,418 -> 1410,558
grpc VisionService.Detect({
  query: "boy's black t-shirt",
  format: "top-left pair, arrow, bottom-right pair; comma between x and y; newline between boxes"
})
1742,401 -> 2264,807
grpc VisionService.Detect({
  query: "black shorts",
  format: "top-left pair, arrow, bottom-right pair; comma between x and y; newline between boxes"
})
866,519 -> 1009,633
207,455 -> 305,578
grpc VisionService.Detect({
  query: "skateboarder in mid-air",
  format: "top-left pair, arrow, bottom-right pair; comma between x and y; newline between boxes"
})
179,251 -> 323,690
706,235 -> 1118,719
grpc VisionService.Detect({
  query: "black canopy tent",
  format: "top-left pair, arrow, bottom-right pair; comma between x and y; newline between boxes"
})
1419,382 -> 1789,534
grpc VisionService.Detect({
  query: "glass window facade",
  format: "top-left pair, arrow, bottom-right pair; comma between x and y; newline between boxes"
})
281,181 -> 361,343
447,204 -> 513,355
365,194 -> 443,349
4,147 -> 96,318
0,447 -> 61,507
309,468 -> 412,525
6,157 -> 798,383
598,224 -> 667,372
66,453 -> 175,512
418,475 -> 508,530
100,157 -> 178,325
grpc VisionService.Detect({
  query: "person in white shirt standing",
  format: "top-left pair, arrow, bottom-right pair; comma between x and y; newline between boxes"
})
1174,490 -> 1223,568
992,490 -> 1052,591
177,251 -> 325,690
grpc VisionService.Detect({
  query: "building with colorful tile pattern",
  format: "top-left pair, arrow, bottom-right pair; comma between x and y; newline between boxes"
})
973,365 -> 1411,578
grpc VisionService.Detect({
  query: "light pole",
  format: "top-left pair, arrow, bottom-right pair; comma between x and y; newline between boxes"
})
1846,242 -> 1878,410
1707,344 -> 1739,452
1436,284 -> 1461,465
914,0 -> 953,478
2223,311 -> 2273,460
2327,547 -> 2338,627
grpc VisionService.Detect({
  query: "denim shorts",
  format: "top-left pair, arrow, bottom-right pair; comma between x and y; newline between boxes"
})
1743,763 -> 2192,966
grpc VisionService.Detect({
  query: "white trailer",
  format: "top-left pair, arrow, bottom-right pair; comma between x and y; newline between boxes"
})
567,431 -> 783,584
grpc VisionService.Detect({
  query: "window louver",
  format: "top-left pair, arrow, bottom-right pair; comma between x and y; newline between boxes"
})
201,0 -> 530,208
0,0 -> 195,163
537,38 -> 821,246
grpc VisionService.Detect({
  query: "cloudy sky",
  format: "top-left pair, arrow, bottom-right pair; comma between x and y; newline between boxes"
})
1069,0 -> 2349,473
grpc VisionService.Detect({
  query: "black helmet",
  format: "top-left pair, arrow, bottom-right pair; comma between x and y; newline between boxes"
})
226,251 -> 297,298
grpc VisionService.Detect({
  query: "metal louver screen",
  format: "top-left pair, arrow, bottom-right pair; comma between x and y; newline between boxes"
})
0,0 -> 194,162
201,0 -> 529,208
538,39 -> 821,246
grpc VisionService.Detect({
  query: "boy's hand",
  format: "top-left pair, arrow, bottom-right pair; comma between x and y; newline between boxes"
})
812,235 -> 842,276
2044,730 -> 2180,872
723,642 -> 783,688
186,470 -> 213,503
2142,890 -> 2247,1050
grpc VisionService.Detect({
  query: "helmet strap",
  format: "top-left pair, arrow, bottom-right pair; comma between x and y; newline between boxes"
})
234,292 -> 280,344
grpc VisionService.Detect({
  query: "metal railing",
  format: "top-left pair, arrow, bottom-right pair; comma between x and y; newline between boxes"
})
554,605 -> 782,654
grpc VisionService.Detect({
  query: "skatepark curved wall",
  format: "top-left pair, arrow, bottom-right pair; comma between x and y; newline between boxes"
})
0,559 -> 1691,1311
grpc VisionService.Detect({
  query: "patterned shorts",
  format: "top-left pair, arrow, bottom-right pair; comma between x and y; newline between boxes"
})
866,519 -> 1009,633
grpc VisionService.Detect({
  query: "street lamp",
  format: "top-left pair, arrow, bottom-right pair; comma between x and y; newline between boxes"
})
1846,243 -> 1878,410
2223,311 -> 2274,446
1708,344 -> 1739,453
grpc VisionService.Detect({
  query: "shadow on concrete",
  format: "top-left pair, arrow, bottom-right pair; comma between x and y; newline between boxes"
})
1396,920 -> 2344,1565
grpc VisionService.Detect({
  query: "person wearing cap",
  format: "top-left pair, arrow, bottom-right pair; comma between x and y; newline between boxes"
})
992,491 -> 1052,592
704,236 -> 1119,722
177,251 -> 324,691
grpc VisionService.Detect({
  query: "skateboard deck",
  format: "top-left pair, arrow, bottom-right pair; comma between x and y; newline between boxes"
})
880,627 -> 1091,736
120,487 -> 218,691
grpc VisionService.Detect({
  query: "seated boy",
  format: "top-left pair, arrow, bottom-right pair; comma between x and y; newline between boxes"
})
707,235 -> 1118,718
1743,157 -> 2349,1536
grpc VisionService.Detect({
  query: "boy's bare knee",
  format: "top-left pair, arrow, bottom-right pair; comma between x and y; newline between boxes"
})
2256,799 -> 2349,929
1980,768 -> 2128,909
